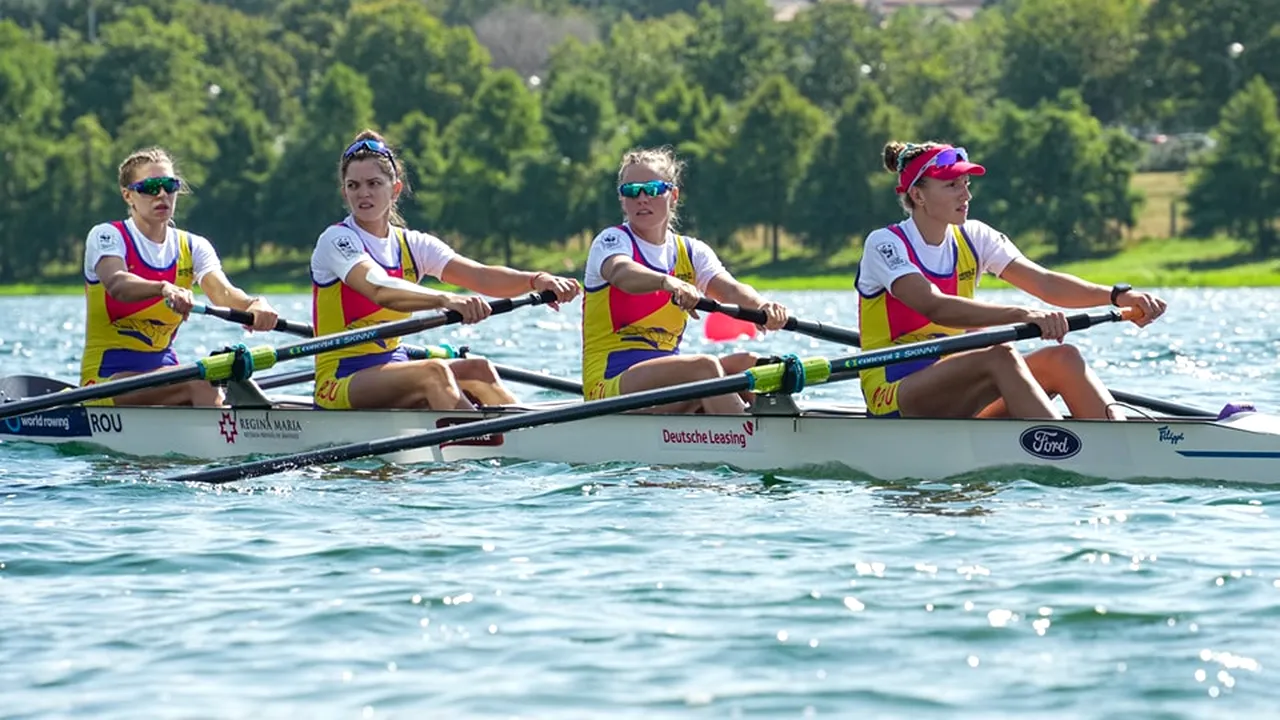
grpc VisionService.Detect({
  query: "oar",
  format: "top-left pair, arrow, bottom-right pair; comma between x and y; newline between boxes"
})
698,299 -> 1211,418
164,307 -> 1137,485
0,291 -> 557,420
190,302 -> 315,336
693,298 -> 861,347
198,304 -> 583,396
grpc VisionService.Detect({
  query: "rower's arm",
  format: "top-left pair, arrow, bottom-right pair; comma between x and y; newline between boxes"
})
199,270 -> 268,312
96,256 -> 168,302
890,273 -> 1031,329
344,259 -> 456,312
998,257 -> 1113,308
439,256 -> 541,298
705,272 -> 767,308
600,255 -> 675,294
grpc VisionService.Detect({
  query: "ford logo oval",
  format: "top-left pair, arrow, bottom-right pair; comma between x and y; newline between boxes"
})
1019,425 -> 1082,460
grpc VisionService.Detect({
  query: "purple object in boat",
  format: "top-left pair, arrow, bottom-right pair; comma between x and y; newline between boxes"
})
1217,402 -> 1258,421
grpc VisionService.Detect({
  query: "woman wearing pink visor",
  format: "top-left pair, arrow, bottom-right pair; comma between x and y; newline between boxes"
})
855,141 -> 1167,420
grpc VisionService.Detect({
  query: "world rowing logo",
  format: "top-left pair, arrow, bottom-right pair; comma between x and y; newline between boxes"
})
218,411 -> 238,444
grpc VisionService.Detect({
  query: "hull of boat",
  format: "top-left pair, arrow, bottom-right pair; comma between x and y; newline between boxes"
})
3,402 -> 1279,483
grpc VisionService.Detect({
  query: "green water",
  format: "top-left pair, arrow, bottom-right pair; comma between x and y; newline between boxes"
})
2,289 -> 1278,718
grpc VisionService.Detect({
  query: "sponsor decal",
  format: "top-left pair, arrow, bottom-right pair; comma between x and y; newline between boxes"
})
98,232 -> 116,249
1157,425 -> 1185,445
217,410 -> 303,444
1019,425 -> 1082,460
660,420 -> 757,450
1,408 -> 93,438
435,417 -> 504,447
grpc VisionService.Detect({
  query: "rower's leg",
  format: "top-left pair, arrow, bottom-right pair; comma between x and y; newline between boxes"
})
719,352 -> 759,404
346,359 -> 475,411
897,344 -> 1061,419
448,358 -> 518,407
108,373 -> 222,407
617,354 -> 746,415
1023,345 -> 1120,420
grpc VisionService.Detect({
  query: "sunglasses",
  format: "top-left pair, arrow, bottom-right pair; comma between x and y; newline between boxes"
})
343,139 -> 399,172
618,180 -> 676,198
127,176 -> 182,196
906,146 -> 969,190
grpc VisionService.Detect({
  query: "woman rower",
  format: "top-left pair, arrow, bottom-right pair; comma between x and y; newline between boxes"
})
81,146 -> 280,407
310,129 -> 580,411
856,140 -> 1168,420
581,146 -> 790,414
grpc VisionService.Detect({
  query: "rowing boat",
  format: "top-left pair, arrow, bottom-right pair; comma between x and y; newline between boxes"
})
2,375 -> 1277,484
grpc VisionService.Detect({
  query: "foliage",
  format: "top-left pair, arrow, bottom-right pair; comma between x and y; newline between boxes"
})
0,0 -> 1278,285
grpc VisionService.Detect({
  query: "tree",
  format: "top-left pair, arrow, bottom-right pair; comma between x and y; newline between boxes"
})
684,0 -> 783,103
1185,77 -> 1280,254
0,20 -> 63,281
336,0 -> 491,131
387,111 -> 449,232
439,69 -> 549,265
997,0 -> 1145,123
791,84 -> 909,254
1135,0 -> 1280,130
780,2 -> 880,114
720,75 -> 829,262
260,63 -> 378,253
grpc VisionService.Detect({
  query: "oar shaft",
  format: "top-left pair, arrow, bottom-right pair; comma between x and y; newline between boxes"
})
1111,390 -> 1214,418
830,308 -> 1130,376
191,303 -> 315,337
694,299 -> 862,347
0,365 -> 205,419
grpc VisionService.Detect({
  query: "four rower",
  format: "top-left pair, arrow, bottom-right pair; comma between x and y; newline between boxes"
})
73,141 -> 1166,419
81,146 -> 280,407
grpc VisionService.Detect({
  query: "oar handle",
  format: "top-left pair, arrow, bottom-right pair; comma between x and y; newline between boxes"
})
191,303 -> 315,337
692,298 -> 863,347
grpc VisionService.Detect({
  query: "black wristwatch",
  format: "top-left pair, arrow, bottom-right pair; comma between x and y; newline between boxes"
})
1110,282 -> 1132,306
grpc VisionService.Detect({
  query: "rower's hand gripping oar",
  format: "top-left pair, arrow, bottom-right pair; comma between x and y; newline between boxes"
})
164,307 -> 1139,485
0,291 -> 559,420
194,303 -> 585,396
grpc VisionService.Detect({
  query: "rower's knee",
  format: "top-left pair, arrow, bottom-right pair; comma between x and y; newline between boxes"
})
687,354 -> 727,380
455,357 -> 501,384
979,344 -> 1029,376
404,360 -> 458,406
1036,343 -> 1086,371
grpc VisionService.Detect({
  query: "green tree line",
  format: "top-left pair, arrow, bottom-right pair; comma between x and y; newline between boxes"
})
1,0 -> 1279,283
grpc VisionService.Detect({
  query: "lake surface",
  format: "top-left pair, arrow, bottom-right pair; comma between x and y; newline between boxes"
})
2,288 -> 1278,719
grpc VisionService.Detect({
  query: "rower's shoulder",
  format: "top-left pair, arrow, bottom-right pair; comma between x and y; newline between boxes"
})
85,220 -> 123,241
590,225 -> 632,250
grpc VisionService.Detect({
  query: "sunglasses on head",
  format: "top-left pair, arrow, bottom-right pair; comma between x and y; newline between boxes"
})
343,139 -> 399,172
906,146 -> 969,190
127,176 -> 182,196
618,180 -> 676,198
